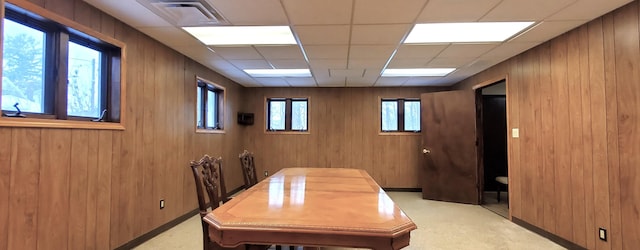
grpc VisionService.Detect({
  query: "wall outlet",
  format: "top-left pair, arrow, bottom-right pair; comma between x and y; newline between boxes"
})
264,171 -> 269,177
159,200 -> 165,209
599,228 -> 607,241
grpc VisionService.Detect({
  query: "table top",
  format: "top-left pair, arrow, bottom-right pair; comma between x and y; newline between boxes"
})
203,167 -> 417,249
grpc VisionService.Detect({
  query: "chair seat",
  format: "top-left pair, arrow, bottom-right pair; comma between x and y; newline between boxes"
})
496,176 -> 508,185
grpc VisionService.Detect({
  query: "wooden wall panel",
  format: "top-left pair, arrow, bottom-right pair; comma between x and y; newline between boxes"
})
567,29 -> 587,247
588,17 -> 612,250
603,12 -> 623,250
0,128 -> 11,250
453,1 -> 640,248
68,130 -> 89,250
578,25 -> 596,250
7,129 -> 40,250
242,87 -> 444,188
37,129 -> 71,250
613,2 -> 640,248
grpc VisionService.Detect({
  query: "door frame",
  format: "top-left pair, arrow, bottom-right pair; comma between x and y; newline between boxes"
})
471,76 -> 510,216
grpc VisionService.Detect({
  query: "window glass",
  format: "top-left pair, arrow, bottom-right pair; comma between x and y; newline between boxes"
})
67,41 -> 102,118
381,100 -> 398,131
196,87 -> 202,127
291,100 -> 307,130
1,19 -> 46,113
206,89 -> 217,128
404,101 -> 421,131
269,100 -> 286,130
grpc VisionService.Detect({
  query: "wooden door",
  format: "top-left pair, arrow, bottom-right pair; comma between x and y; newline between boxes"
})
420,90 -> 479,204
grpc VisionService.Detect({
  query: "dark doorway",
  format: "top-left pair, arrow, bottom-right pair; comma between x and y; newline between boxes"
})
478,81 -> 508,217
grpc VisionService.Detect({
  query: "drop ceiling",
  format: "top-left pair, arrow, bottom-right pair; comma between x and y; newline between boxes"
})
83,0 -> 632,87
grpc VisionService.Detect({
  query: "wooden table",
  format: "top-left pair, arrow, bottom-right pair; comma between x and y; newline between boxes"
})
203,168 -> 417,250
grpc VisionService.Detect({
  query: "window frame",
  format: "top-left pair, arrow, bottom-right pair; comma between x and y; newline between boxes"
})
379,97 -> 421,135
265,97 -> 309,134
195,77 -> 225,134
0,1 -> 126,130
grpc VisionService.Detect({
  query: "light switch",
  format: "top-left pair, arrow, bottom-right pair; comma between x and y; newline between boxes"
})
512,128 -> 519,138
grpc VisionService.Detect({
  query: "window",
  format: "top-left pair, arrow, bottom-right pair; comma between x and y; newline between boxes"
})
267,98 -> 308,132
196,78 -> 224,132
381,98 -> 420,132
1,3 -> 123,128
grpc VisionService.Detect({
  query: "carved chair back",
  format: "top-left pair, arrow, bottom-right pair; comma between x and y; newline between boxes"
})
238,150 -> 259,188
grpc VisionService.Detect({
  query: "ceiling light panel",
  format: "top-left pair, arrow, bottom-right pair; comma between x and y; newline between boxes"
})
404,22 -> 535,43
183,26 -> 297,45
382,68 -> 455,77
244,69 -> 312,77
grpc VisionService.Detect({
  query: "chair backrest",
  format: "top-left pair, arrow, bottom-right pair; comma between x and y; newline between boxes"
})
189,155 -> 229,250
189,155 -> 228,217
238,150 -> 259,188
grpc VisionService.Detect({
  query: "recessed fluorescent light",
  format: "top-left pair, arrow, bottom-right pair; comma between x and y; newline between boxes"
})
182,26 -> 297,45
244,69 -> 311,77
382,68 -> 455,77
404,22 -> 534,43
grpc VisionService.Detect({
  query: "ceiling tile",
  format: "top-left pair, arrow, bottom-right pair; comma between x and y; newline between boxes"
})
511,20 -> 587,43
286,78 -> 317,87
282,0 -> 353,25
387,59 -> 429,68
375,77 -> 409,86
403,77 -> 448,86
255,78 -> 291,87
394,44 -> 448,59
417,0 -> 501,22
294,25 -> 351,45
255,46 -> 305,60
315,75 -> 346,86
353,0 -> 428,24
269,59 -> 310,69
351,24 -> 412,45
228,59 -> 271,69
309,59 -> 348,69
349,45 -> 396,59
210,47 -> 263,60
330,69 -> 365,77
84,0 -> 171,27
481,0 -> 576,21
209,0 -> 288,25
547,0 -> 633,21
481,42 -> 541,60
138,27 -> 202,47
438,44 -> 499,58
427,57 -> 475,68
303,45 -> 349,59
347,59 -> 387,69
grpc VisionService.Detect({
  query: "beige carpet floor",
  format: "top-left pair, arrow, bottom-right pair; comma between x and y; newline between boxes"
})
134,192 -> 565,250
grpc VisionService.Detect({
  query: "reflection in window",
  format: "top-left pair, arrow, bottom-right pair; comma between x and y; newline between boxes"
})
267,98 -> 308,132
196,78 -> 224,131
1,19 -> 46,113
381,101 -> 398,131
380,98 -> 421,132
68,42 -> 102,118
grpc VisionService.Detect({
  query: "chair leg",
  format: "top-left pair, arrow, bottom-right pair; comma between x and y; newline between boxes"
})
276,246 -> 281,250
289,247 -> 295,250
497,187 -> 501,202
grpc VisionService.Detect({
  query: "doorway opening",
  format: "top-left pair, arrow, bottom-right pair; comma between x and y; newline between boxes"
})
476,80 -> 508,218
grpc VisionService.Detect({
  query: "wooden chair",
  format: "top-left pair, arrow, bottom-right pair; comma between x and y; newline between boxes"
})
189,155 -> 268,250
238,150 -> 259,188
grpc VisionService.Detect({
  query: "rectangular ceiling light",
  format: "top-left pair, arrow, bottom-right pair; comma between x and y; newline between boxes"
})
244,69 -> 311,77
382,68 -> 455,77
404,22 -> 534,43
182,26 -> 297,45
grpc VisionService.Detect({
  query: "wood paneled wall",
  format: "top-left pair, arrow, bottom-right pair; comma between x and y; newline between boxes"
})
241,87 -> 445,188
454,1 -> 640,249
0,0 -> 248,249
